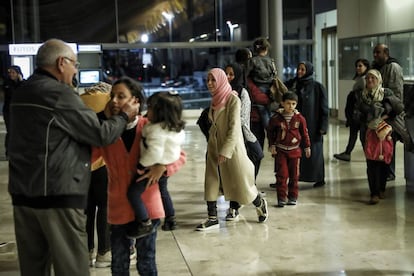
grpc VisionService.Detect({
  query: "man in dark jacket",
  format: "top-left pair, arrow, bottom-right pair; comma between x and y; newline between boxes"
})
8,39 -> 139,276
372,43 -> 404,181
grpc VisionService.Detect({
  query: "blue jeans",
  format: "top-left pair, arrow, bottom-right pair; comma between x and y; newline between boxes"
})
128,176 -> 173,221
127,175 -> 151,221
111,219 -> 160,276
257,84 -> 272,128
158,176 -> 175,218
255,104 -> 270,128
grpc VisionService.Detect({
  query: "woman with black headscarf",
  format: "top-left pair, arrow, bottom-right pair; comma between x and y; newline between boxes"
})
3,65 -> 24,157
285,61 -> 329,188
225,63 -> 263,179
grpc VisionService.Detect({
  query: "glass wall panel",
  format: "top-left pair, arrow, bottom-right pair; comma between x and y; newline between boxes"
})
339,35 -> 386,79
102,46 -> 242,109
338,38 -> 359,79
390,33 -> 413,80
283,43 -> 313,80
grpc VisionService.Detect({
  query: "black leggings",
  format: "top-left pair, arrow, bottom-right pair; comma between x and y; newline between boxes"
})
86,166 -> 110,254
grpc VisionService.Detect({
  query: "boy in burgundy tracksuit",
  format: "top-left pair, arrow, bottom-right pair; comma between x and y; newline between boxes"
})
267,92 -> 311,207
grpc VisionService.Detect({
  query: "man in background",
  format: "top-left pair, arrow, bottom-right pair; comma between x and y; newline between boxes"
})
372,43 -> 404,182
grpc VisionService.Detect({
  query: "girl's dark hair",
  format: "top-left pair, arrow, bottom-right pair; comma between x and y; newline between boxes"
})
112,77 -> 146,114
147,91 -> 185,132
235,48 -> 252,81
252,37 -> 271,54
225,63 -> 244,95
353,58 -> 370,80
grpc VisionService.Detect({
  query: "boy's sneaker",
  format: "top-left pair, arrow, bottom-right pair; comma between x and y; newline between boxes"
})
225,208 -> 239,221
256,198 -> 268,222
287,198 -> 297,205
126,220 -> 154,239
162,216 -> 177,231
277,200 -> 287,208
130,244 -> 137,266
196,217 -> 219,231
95,251 -> 111,268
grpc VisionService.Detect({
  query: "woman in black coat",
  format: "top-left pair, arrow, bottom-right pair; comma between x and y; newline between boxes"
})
334,58 -> 370,161
285,61 -> 329,188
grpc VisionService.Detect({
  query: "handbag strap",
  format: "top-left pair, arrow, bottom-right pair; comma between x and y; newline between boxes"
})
271,59 -> 278,77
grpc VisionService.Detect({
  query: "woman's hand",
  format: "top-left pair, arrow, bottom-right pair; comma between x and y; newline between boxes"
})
269,145 -> 277,155
137,164 -> 166,188
121,97 -> 140,122
305,147 -> 311,158
218,154 -> 227,164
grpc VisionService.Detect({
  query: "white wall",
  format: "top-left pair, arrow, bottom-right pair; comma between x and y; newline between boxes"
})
314,10 -> 337,83
337,0 -> 414,39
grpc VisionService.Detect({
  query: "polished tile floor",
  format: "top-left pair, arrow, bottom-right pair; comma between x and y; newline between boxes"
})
0,118 -> 414,276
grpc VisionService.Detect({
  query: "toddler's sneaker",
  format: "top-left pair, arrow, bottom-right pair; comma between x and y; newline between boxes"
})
162,216 -> 177,231
95,251 -> 111,268
225,208 -> 239,221
256,197 -> 268,222
126,219 -> 154,239
196,217 -> 219,231
277,199 -> 287,208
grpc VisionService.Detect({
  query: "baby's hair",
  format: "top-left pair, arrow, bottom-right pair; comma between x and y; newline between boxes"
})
147,91 -> 186,132
252,37 -> 271,54
282,91 -> 298,102
113,77 -> 146,114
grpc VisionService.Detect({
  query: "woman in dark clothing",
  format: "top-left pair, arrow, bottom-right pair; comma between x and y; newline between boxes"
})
285,61 -> 329,188
225,63 -> 263,179
2,65 -> 24,157
334,58 -> 370,161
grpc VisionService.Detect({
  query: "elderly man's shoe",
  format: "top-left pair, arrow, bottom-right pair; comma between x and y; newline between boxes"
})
369,196 -> 380,205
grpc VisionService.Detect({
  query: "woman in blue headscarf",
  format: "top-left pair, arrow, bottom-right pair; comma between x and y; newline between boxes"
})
285,61 -> 329,188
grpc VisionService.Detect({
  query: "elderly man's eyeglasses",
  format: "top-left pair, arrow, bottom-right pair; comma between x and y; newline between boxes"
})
63,57 -> 80,69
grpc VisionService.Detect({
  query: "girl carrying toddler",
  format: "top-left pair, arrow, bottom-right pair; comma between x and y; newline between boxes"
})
127,91 -> 186,238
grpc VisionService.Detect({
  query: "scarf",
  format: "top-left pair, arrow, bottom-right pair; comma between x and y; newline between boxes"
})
294,61 -> 314,91
362,69 -> 384,105
209,68 -> 237,111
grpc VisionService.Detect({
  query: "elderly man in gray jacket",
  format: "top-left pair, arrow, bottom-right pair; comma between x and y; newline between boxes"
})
8,39 -> 138,276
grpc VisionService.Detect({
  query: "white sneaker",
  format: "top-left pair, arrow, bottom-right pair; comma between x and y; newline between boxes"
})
225,208 -> 239,221
88,249 -> 96,267
256,198 -> 268,222
95,251 -> 111,268
195,217 -> 219,231
130,245 -> 137,266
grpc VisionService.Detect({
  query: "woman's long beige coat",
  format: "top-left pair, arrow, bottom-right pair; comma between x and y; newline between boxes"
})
204,94 -> 258,204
